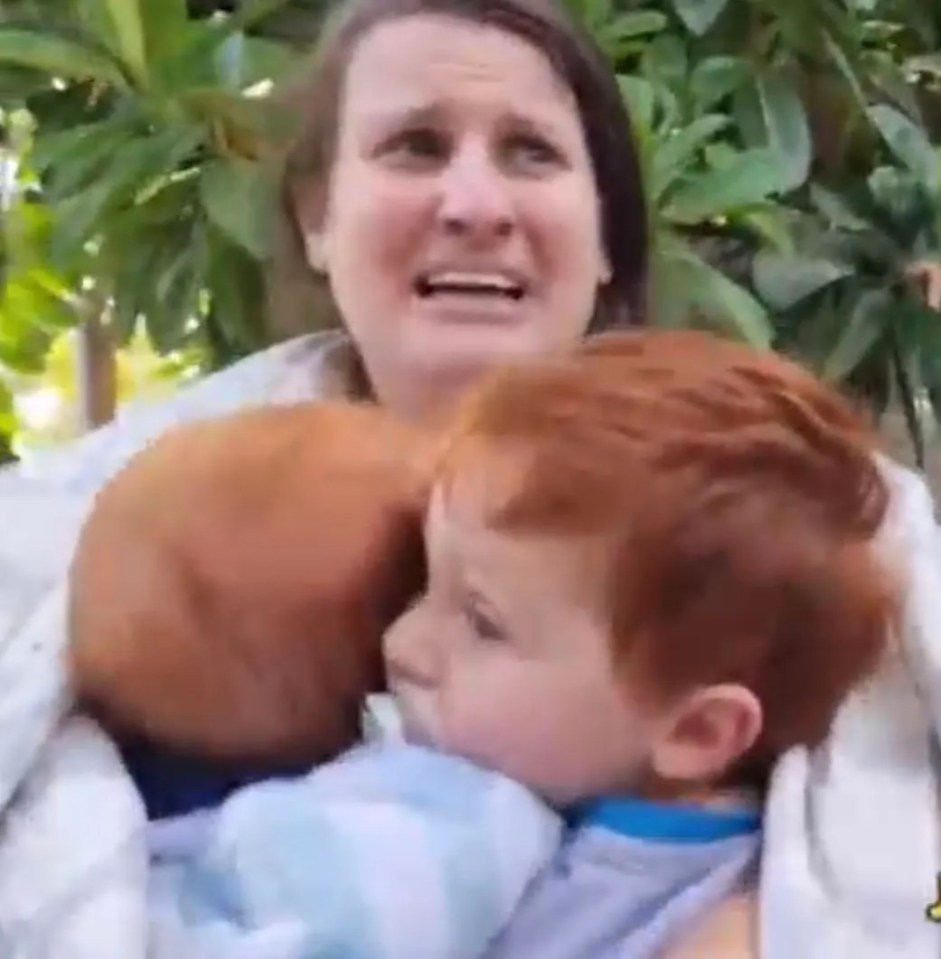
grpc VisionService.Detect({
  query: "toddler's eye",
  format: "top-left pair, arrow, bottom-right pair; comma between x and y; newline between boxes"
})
465,599 -> 505,643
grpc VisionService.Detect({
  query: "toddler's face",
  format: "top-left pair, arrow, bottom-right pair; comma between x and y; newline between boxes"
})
382,477 -> 655,806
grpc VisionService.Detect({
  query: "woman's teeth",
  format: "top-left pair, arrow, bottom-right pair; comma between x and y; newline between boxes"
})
416,272 -> 525,300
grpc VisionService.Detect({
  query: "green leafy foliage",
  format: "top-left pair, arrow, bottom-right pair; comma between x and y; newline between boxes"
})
1,0 -> 940,465
590,0 -> 941,465
0,0 -> 301,379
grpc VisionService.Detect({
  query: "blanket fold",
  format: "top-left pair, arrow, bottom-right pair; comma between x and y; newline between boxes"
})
760,461 -> 941,958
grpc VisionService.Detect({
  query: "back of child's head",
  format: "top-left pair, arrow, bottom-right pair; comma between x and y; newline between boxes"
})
69,401 -> 428,767
434,330 -> 897,786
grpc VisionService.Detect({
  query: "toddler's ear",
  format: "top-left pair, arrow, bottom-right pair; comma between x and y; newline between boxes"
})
650,685 -> 762,784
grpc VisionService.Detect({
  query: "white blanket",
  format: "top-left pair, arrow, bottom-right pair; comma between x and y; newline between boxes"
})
0,333 -> 343,959
760,460 -> 941,957
0,331 -> 939,958
147,741 -> 561,959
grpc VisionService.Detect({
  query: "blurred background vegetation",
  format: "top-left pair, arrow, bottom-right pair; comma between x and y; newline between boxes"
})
1,0 -> 939,474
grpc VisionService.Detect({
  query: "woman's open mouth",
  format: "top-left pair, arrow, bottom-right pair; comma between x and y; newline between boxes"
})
414,270 -> 527,305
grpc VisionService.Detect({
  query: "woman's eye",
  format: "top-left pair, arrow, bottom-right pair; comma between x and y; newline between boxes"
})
385,127 -> 448,164
505,133 -> 562,169
465,601 -> 505,643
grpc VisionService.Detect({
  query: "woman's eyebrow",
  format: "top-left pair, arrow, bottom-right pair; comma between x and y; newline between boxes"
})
502,107 -> 560,133
360,102 -> 443,133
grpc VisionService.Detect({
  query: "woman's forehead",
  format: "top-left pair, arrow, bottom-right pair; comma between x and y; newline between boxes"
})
340,15 -> 577,121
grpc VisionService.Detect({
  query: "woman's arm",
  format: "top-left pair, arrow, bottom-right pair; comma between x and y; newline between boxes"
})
664,892 -> 759,959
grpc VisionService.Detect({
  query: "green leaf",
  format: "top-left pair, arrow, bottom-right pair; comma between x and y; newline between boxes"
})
152,257 -> 203,351
0,302 -> 53,374
44,125 -> 202,255
583,0 -> 612,32
73,0 -> 125,58
0,64 -> 49,100
652,114 -> 729,200
822,289 -> 892,382
0,28 -> 128,87
655,240 -> 773,347
1,271 -> 78,335
752,253 -> 853,311
690,56 -> 749,109
752,71 -> 812,192
735,207 -> 794,252
229,0 -> 301,30
231,35 -> 295,90
809,184 -> 872,232
33,118 -> 138,198
43,141 -> 187,262
887,324 -> 926,467
605,11 -> 668,44
669,0 -> 730,36
640,34 -> 687,90
213,33 -> 249,91
0,381 -> 17,454
663,148 -> 786,224
916,303 -> 941,389
618,75 -> 657,131
140,0 -> 189,68
869,56 -> 922,118
102,0 -> 147,83
205,230 -> 267,354
596,10 -> 669,58
868,105 -> 940,194
867,164 -> 921,227
702,140 -> 739,170
46,180 -> 117,264
199,159 -> 273,260
164,0 -> 295,77
108,219 -> 196,344
131,222 -> 204,353
111,244 -> 160,343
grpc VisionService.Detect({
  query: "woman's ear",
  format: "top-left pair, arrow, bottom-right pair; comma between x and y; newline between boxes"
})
294,180 -> 331,274
304,231 -> 329,274
649,685 -> 763,784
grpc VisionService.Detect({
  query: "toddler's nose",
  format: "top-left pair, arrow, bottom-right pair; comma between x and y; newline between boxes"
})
382,603 -> 441,689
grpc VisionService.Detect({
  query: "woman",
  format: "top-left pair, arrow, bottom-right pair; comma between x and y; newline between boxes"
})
0,1 -> 937,957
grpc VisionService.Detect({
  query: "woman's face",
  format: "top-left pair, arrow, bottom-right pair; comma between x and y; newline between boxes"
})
302,15 -> 610,419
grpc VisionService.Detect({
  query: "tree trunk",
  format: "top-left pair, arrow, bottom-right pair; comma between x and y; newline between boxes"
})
76,315 -> 117,431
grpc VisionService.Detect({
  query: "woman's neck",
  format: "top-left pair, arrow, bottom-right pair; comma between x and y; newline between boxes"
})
369,366 -> 468,429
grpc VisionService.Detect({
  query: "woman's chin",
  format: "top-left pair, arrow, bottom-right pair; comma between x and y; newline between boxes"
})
406,323 -> 548,385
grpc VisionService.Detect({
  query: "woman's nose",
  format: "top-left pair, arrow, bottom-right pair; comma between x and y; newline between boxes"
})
383,606 -> 441,687
437,141 -> 515,244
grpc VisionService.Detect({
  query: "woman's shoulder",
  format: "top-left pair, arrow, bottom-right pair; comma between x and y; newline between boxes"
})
663,892 -> 759,959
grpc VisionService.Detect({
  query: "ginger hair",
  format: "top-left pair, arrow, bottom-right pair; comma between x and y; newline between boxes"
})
434,330 -> 898,782
69,402 -> 429,767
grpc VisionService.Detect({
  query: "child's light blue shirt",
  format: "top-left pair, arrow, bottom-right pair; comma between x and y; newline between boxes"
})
485,797 -> 762,958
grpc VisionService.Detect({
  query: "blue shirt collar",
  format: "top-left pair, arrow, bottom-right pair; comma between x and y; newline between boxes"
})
567,796 -> 762,845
